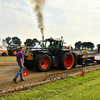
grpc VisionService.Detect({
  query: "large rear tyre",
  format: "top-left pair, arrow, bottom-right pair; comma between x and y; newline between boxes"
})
58,52 -> 74,70
35,54 -> 51,72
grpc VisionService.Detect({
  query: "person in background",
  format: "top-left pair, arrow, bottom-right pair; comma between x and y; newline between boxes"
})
33,43 -> 41,48
13,47 -> 25,83
55,41 -> 59,49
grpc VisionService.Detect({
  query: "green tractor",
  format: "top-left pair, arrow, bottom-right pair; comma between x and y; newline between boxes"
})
7,44 -> 19,56
24,37 -> 77,72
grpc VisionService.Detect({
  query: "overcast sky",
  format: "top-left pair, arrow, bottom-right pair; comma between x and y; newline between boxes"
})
0,0 -> 100,48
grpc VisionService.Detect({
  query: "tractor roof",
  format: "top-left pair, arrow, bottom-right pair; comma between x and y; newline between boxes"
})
45,38 -> 62,42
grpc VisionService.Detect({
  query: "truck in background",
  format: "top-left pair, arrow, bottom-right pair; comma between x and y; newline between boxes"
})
0,38 -> 7,56
0,46 -> 7,56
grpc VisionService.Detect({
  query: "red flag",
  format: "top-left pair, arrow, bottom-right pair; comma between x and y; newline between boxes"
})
23,70 -> 29,77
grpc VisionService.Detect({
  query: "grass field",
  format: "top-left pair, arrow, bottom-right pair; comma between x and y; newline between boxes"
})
0,57 -> 16,60
1,69 -> 100,100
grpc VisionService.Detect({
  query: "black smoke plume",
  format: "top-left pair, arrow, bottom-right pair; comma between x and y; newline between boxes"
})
30,0 -> 45,36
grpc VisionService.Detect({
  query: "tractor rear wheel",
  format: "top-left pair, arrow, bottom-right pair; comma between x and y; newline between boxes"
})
58,52 -> 74,70
35,54 -> 51,72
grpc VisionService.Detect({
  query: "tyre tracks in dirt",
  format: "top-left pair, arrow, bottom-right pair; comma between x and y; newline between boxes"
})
0,59 -> 100,96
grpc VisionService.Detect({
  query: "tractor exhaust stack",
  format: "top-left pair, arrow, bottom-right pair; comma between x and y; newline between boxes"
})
42,35 -> 44,48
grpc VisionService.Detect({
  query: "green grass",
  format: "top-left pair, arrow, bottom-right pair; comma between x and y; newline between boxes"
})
0,58 -> 16,60
1,69 -> 100,100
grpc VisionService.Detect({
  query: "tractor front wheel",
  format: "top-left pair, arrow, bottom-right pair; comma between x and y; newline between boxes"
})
35,54 -> 51,72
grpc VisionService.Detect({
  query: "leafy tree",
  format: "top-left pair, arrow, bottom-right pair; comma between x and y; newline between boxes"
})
97,44 -> 100,47
24,38 -> 40,46
12,37 -> 21,46
82,42 -> 87,49
75,41 -> 95,50
24,39 -> 33,46
5,37 -> 11,45
87,42 -> 94,50
75,41 -> 82,50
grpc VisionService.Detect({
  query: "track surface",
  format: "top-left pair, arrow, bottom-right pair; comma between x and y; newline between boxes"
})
0,56 -> 15,58
0,56 -> 100,96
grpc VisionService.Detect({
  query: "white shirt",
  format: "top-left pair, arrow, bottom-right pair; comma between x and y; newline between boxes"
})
33,45 -> 41,48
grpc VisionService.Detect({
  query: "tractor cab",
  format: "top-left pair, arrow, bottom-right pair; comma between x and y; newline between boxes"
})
45,38 -> 63,49
44,37 -> 64,56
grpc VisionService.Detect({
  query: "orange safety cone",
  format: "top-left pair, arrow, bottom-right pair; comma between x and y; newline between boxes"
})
81,71 -> 84,76
81,68 -> 86,76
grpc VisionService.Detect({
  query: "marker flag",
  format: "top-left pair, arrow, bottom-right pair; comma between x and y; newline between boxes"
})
23,70 -> 29,77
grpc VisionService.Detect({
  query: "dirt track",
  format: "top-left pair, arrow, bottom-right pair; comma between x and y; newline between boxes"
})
0,56 -> 15,58
0,56 -> 100,96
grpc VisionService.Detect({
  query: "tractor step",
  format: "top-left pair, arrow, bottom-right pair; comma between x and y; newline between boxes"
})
52,56 -> 58,66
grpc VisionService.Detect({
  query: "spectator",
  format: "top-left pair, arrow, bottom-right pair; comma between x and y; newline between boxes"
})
33,43 -> 41,48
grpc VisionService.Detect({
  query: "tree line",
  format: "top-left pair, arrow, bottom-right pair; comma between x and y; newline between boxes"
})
2,36 -> 100,49
4,36 -> 40,47
75,41 -> 95,50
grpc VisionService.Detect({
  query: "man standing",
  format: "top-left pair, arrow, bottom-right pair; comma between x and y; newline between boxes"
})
13,47 -> 25,83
